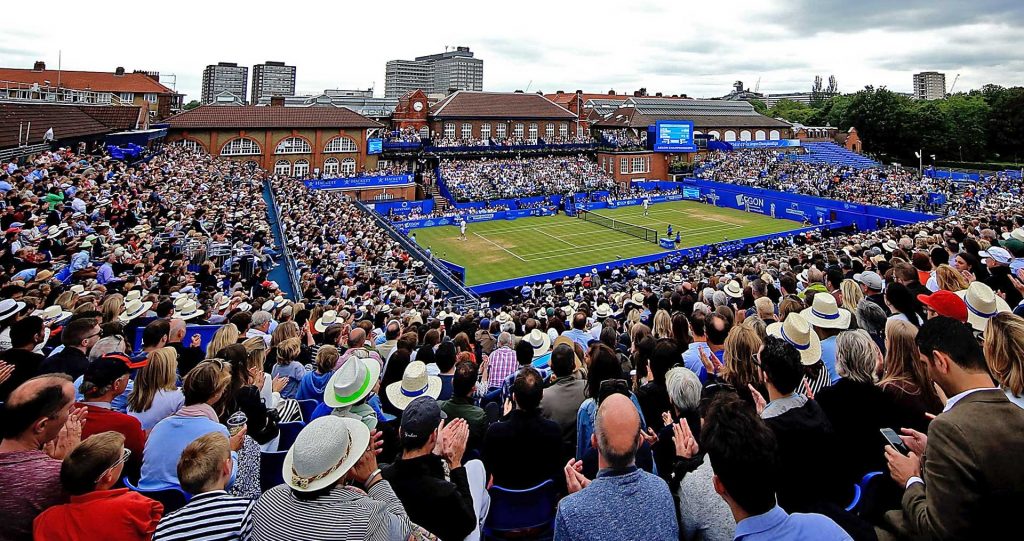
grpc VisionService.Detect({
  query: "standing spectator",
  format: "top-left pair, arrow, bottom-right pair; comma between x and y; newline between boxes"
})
554,393 -> 679,540
32,431 -> 163,541
883,316 -> 1024,540
635,338 -> 676,432
440,360 -> 491,453
983,312 -> 1024,409
0,375 -> 85,541
879,320 -> 941,432
484,332 -> 517,391
153,433 -> 256,541
540,344 -> 586,459
801,294 -> 852,384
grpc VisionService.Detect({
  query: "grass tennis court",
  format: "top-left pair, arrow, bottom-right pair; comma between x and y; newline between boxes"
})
412,200 -> 804,286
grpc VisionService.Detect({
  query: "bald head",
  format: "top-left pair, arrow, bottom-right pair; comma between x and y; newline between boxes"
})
593,393 -> 641,470
2,374 -> 74,443
169,318 -> 187,341
348,327 -> 367,348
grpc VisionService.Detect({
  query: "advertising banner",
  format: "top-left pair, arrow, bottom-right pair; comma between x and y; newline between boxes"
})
305,174 -> 413,190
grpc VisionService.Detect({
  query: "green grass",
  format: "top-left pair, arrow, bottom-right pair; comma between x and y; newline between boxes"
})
412,200 -> 803,286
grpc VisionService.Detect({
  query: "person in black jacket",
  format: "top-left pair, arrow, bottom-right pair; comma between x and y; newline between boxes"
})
38,316 -> 100,380
382,396 -> 481,541
0,316 -> 47,401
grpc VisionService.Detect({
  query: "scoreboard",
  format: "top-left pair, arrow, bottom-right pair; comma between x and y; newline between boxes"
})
653,120 -> 696,152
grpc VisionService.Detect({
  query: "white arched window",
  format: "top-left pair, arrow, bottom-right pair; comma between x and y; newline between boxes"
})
708,131 -> 721,140
324,137 -> 358,153
176,139 -> 204,153
724,130 -> 737,142
274,160 -> 291,175
559,123 -> 568,139
545,123 -> 555,139
755,130 -> 767,141
444,123 -> 456,139
740,130 -> 752,141
220,137 -> 261,156
769,129 -> 781,140
275,137 -> 311,154
340,158 -> 356,176
293,159 -> 309,177
323,158 -> 340,176
418,126 -> 429,139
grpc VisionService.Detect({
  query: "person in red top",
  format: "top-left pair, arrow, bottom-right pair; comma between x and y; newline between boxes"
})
33,431 -> 163,541
78,354 -> 147,480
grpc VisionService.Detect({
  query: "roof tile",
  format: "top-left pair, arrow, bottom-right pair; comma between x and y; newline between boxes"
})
164,105 -> 382,129
430,91 -> 575,119
0,68 -> 172,94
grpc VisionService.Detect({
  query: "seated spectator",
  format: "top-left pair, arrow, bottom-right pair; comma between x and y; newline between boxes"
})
540,344 -> 586,460
879,320 -> 941,432
247,416 -> 411,540
77,353 -> 147,480
483,367 -> 564,491
296,345 -> 338,402
127,347 -> 185,432
432,341 -> 457,401
167,318 -> 205,379
383,397 -> 486,540
0,375 -> 83,541
321,355 -> 381,430
701,393 -> 851,540
555,393 -> 679,540
38,317 -> 101,380
0,316 -> 47,402
153,433 -> 256,541
270,337 -> 304,400
440,360 -> 492,453
140,360 -> 244,490
576,344 -> 647,460
982,312 -> 1024,409
882,316 -> 1024,540
33,431 -> 162,541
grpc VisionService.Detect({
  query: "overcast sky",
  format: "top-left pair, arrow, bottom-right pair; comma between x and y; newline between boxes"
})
2,1 -> 1021,102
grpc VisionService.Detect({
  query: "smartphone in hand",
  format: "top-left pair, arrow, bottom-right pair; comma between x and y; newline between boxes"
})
880,428 -> 909,455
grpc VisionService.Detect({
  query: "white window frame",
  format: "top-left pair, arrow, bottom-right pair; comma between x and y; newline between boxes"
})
323,158 -> 340,176
513,123 -> 524,138
545,123 -> 555,140
220,138 -> 261,156
495,123 -> 507,139
559,123 -> 568,139
418,126 -> 430,139
528,123 -> 538,141
275,137 -> 312,154
481,124 -> 491,140
619,157 -> 628,174
119,92 -> 134,102
461,123 -> 473,140
340,158 -> 356,176
293,159 -> 310,177
176,139 -> 203,153
324,137 -> 357,153
274,160 -> 291,175
444,122 -> 456,139
631,157 -> 646,173
144,93 -> 158,103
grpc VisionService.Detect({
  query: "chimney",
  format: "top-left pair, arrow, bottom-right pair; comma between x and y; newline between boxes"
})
114,67 -> 125,76
556,90 -> 564,95
633,90 -> 641,97
33,61 -> 46,71
133,70 -> 160,82
608,89 -> 616,95
656,92 -> 663,97
270,95 -> 285,107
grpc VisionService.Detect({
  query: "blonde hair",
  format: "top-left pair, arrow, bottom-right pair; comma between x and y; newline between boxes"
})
206,324 -> 239,359
984,312 -> 1024,396
100,294 -> 125,325
242,337 -> 268,371
127,347 -> 179,413
935,264 -> 969,292
840,279 -> 864,313
275,337 -> 301,365
271,320 -> 300,348
652,310 -> 673,340
55,291 -> 78,311
315,345 -> 340,374
177,432 -> 229,494
721,325 -> 762,389
880,319 -> 937,405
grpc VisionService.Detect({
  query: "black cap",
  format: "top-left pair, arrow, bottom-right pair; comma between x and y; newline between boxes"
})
400,396 -> 446,442
82,354 -> 131,389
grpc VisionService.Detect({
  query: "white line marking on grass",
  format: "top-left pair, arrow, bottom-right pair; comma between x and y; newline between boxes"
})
535,228 -> 580,247
472,232 -> 526,262
522,238 -> 657,262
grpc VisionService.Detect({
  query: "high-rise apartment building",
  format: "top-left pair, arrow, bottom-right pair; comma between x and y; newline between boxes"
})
201,62 -> 248,104
913,71 -> 946,100
251,61 -> 296,104
384,47 -> 483,99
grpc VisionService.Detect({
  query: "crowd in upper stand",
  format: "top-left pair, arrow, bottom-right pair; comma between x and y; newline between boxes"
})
2,142 -> 1024,541
440,156 -> 617,202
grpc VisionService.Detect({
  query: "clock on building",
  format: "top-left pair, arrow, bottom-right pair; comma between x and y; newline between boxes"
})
412,101 -> 424,112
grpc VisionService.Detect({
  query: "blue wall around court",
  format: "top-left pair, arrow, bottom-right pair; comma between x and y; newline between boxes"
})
372,199 -> 436,217
397,206 -> 560,230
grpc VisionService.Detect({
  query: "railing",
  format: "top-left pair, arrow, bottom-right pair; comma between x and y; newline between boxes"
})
0,80 -> 130,106
263,178 -> 303,300
350,199 -> 479,309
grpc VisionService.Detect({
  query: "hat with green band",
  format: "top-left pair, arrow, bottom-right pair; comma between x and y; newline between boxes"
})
324,356 -> 382,408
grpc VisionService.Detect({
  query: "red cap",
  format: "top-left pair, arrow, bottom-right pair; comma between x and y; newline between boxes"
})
260,280 -> 272,287
918,290 -> 968,323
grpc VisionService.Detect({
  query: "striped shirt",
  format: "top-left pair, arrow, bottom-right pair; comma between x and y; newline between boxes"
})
247,481 -> 410,541
486,346 -> 518,389
152,490 -> 255,541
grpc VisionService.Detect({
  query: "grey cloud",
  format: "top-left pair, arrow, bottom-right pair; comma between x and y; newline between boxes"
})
772,0 -> 1024,34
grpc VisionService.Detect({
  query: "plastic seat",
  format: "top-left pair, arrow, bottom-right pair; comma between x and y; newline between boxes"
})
482,479 -> 558,540
123,477 -> 190,513
260,451 -> 288,492
296,399 -> 319,423
276,421 -> 305,452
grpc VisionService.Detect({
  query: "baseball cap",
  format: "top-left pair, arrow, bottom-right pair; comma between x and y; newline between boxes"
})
917,290 -> 968,323
400,396 -> 446,443
853,271 -> 884,291
979,247 -> 1012,265
1003,239 -> 1024,256
82,353 -> 131,389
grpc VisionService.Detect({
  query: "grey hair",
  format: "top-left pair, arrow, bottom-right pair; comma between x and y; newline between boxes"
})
835,329 -> 878,384
712,291 -> 728,308
855,300 -> 887,336
665,367 -> 701,413
251,310 -> 272,327
497,332 -> 513,346
89,336 -> 127,361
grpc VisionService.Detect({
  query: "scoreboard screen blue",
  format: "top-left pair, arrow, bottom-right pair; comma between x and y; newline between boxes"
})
367,138 -> 383,155
653,120 -> 696,152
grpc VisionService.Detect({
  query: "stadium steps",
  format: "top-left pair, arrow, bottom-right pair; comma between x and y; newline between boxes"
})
261,180 -> 298,300
790,142 -> 880,169
433,193 -> 449,211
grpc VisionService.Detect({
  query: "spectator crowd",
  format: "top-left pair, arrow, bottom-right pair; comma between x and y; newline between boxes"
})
440,155 -> 617,201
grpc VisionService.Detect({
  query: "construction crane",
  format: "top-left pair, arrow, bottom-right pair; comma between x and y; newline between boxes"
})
948,73 -> 960,95
754,77 -> 761,94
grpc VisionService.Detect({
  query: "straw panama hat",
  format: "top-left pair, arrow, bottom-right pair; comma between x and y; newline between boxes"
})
767,313 -> 822,366
956,281 -> 1011,332
173,299 -> 205,321
119,299 -> 153,322
386,361 -> 442,410
801,293 -> 852,330
315,310 -> 340,333
524,328 -> 552,359
35,305 -> 72,326
324,356 -> 381,408
724,280 -> 744,299
283,415 -> 370,492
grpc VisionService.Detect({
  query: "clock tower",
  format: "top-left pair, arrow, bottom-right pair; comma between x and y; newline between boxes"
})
392,89 -> 430,134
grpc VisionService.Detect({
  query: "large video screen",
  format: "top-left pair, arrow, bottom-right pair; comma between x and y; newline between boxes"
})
653,120 -> 696,152
367,138 -> 383,155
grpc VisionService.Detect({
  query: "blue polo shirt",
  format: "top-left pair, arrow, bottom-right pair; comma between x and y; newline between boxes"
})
734,505 -> 850,541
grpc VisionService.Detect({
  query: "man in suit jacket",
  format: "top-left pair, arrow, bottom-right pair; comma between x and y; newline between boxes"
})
883,316 -> 1024,540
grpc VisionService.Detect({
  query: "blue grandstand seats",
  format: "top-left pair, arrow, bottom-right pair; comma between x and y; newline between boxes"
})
788,142 -> 879,169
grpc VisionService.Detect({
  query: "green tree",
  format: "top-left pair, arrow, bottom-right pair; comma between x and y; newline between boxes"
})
749,99 -> 768,116
769,99 -> 816,124
183,100 -> 201,110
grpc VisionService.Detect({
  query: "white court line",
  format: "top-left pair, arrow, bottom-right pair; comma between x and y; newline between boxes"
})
518,234 -> 660,258
522,238 -> 657,262
471,232 -> 526,262
536,228 -> 580,247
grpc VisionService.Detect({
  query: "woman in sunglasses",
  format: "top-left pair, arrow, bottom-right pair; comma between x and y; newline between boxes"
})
33,431 -> 163,541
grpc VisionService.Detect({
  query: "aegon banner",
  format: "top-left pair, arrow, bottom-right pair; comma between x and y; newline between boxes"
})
305,174 -> 413,190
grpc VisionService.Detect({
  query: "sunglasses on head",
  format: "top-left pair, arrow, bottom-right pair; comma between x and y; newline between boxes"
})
597,378 -> 630,405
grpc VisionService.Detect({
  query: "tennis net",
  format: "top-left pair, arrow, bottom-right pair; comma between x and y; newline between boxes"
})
577,209 -> 659,244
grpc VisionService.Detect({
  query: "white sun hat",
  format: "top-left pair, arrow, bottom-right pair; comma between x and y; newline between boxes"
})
283,415 -> 370,492
767,313 -> 822,366
385,361 -> 442,411
800,293 -> 851,330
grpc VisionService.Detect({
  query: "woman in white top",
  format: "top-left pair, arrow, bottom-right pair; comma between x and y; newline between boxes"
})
127,347 -> 185,431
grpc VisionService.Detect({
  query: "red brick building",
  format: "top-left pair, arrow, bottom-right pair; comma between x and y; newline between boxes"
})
391,90 -> 431,136
427,91 -> 579,143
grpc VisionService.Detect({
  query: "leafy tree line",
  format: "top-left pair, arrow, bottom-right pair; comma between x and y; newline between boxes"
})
759,85 -> 1024,165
